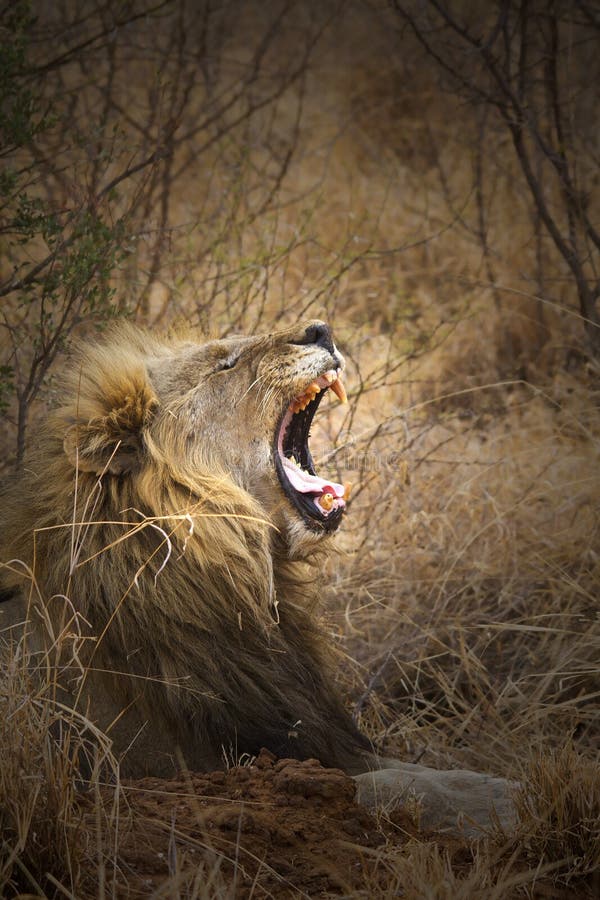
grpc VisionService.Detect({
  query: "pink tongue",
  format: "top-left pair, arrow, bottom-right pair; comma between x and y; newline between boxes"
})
282,457 -> 344,497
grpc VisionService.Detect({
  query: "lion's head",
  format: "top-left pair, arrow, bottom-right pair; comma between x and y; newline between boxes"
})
62,319 -> 349,556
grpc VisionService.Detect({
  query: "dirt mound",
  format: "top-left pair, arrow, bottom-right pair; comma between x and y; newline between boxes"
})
89,750 -> 432,897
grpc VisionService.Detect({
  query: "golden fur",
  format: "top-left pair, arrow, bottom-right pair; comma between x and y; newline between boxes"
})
0,321 -> 371,776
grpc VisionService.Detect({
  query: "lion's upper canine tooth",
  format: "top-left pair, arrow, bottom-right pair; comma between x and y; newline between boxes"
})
330,372 -> 347,404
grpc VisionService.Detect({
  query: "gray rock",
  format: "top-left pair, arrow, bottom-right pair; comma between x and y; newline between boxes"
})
354,759 -> 518,838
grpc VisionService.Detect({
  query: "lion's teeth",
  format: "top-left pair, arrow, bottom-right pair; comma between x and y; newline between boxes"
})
290,372 -> 345,415
330,373 -> 347,404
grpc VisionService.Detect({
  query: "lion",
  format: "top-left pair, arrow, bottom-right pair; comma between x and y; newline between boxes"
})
0,320 -> 516,834
0,320 -> 371,775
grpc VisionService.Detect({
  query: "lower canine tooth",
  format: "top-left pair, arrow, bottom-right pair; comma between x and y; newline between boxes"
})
319,492 -> 334,511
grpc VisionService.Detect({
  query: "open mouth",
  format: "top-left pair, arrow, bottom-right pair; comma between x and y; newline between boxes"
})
274,369 -> 350,532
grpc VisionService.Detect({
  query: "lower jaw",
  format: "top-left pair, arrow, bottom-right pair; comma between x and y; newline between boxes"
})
273,461 -> 343,535
282,490 -> 345,535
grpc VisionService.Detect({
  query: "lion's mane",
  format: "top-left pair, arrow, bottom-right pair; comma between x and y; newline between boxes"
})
0,324 -> 370,776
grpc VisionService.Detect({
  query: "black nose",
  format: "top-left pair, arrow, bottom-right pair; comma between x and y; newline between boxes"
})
294,322 -> 335,355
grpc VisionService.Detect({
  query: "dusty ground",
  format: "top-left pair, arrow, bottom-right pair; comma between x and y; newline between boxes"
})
85,750 -> 466,898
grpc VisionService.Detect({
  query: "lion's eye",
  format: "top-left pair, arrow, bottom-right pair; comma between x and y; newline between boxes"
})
215,353 -> 240,372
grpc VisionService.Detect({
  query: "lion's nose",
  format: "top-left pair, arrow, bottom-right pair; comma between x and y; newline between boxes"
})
292,321 -> 335,355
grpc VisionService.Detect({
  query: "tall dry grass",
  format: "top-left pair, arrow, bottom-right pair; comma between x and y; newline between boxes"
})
0,589 -> 118,897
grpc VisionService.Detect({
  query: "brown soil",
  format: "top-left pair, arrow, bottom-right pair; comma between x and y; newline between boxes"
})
84,749 -> 461,898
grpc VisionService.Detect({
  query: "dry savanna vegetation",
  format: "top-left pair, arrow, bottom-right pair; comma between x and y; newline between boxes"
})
1,0 -> 599,897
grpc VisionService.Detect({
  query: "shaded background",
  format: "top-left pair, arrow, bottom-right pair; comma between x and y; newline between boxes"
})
1,1 -> 599,894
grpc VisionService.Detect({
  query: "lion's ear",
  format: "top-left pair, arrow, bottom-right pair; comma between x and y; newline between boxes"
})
63,369 -> 158,476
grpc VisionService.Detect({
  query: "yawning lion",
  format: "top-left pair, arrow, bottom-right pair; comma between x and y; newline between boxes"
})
0,320 -> 516,834
1,320 -> 373,775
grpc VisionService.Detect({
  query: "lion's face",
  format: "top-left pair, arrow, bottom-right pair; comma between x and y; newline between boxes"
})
144,320 -> 348,544
60,320 -> 348,553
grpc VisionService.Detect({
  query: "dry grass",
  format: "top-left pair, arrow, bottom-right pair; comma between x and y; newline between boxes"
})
0,604 -> 112,897
1,1 -> 600,896
513,746 -> 600,885
333,377 -> 600,771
